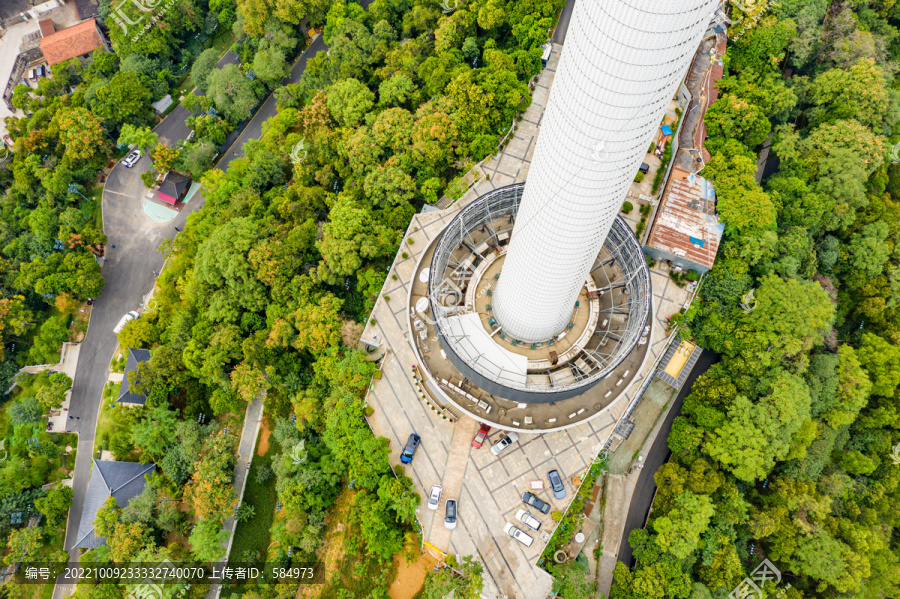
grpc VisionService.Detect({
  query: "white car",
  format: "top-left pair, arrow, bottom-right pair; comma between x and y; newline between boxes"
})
427,485 -> 442,510
490,432 -> 519,456
444,499 -> 457,530
515,508 -> 542,531
113,311 -> 139,334
503,522 -> 534,547
122,149 -> 142,168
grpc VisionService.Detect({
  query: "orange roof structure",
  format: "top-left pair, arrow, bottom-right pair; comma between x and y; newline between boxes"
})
40,20 -> 105,66
645,168 -> 722,273
38,19 -> 56,37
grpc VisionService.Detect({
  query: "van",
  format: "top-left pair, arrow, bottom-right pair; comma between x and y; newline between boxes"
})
113,311 -> 140,334
540,43 -> 552,67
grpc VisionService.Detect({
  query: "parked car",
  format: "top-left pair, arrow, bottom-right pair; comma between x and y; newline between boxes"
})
472,423 -> 491,448
503,522 -> 534,547
515,508 -> 542,531
490,431 -> 519,456
399,433 -> 420,464
444,498 -> 457,530
122,149 -> 142,168
3,135 -> 13,149
639,162 -> 650,174
113,311 -> 139,334
427,485 -> 442,510
548,469 -> 567,500
522,492 -> 550,514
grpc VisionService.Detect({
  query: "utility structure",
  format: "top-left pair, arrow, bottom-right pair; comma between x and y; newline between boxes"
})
422,0 -> 718,421
492,0 -> 719,343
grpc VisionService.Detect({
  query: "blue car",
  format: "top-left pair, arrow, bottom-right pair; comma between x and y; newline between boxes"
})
548,469 -> 567,500
400,433 -> 421,464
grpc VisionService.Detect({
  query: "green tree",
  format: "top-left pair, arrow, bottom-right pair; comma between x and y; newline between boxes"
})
116,124 -> 159,153
652,491 -> 715,558
35,487 -> 74,528
94,496 -> 121,539
191,48 -> 221,94
326,78 -> 375,127
857,333 -> 900,397
131,403 -> 179,461
92,72 -> 153,130
206,64 -> 259,122
9,397 -> 42,425
36,373 -> 73,412
189,519 -> 229,562
252,48 -> 290,86
4,526 -> 43,565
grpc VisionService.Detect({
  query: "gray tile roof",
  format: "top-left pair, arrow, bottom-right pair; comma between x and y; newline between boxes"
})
74,460 -> 156,549
117,348 -> 151,405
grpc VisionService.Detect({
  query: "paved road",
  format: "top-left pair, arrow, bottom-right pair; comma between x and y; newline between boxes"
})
55,6 -> 372,585
154,51 -> 241,147
552,0 -> 576,44
616,350 -> 720,569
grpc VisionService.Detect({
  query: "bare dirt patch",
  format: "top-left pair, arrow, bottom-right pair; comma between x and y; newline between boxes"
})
388,548 -> 437,599
296,488 -> 355,599
256,418 -> 272,456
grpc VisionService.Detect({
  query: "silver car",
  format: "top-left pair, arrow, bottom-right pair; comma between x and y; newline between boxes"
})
515,508 -> 542,531
444,499 -> 457,530
503,522 -> 534,547
122,149 -> 142,168
490,431 -> 519,456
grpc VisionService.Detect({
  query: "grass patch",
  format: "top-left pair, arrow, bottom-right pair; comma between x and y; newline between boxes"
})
93,381 -> 143,458
228,436 -> 279,566
317,498 -> 398,599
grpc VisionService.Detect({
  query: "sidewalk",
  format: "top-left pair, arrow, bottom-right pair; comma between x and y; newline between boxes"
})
205,394 -> 265,599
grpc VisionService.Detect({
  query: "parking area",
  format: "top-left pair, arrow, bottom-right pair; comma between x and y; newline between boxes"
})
367,327 -> 618,598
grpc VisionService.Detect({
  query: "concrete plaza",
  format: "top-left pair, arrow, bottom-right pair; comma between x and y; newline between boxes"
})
360,44 -> 694,598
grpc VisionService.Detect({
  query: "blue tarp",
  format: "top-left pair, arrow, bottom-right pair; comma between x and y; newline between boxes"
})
661,125 -> 674,136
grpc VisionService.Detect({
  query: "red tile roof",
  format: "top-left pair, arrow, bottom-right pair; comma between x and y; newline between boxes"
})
40,20 -> 105,66
38,19 -> 56,37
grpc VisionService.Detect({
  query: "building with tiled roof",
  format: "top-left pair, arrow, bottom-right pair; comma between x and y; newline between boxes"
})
40,19 -> 108,67
117,348 -> 151,406
644,168 -> 722,274
74,0 -> 100,20
74,460 -> 156,549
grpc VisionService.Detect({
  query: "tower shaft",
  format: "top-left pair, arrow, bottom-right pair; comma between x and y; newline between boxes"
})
492,0 -> 717,343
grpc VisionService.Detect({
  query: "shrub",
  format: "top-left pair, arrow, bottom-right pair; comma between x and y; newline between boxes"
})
407,238 -> 414,245
640,204 -> 651,216
383,295 -> 390,301
636,221 -> 646,237
365,406 -> 374,416
551,510 -> 564,522
648,142 -> 656,153
634,172 -> 645,183
391,274 -> 397,280
401,252 -> 409,259
373,370 -> 382,379
621,201 -> 633,214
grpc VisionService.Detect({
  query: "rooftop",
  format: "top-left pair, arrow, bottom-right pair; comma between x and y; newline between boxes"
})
38,18 -> 56,37
117,348 -> 151,405
74,460 -> 156,549
40,19 -> 104,66
645,168 -> 722,271
74,0 -> 100,20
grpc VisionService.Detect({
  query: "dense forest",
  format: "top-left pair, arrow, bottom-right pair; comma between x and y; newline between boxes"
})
0,0 -> 562,596
612,1 -> 900,597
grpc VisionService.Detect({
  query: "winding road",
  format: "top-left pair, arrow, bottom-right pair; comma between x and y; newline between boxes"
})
54,6 -> 377,596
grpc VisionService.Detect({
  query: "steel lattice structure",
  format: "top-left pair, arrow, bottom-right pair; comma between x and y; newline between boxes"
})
429,184 -> 651,403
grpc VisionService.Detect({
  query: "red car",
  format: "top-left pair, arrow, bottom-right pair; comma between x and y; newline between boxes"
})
472,424 -> 491,448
